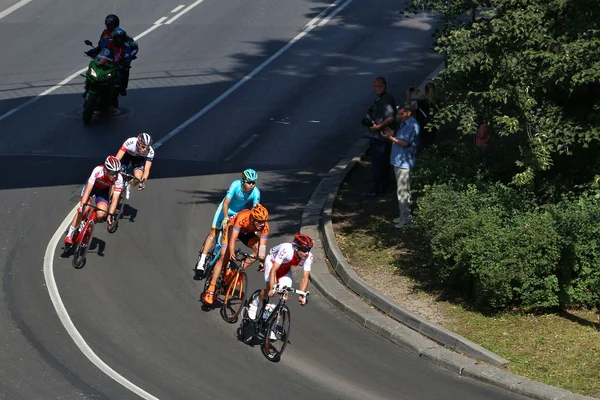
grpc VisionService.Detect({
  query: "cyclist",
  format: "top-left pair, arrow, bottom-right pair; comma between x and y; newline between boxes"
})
64,156 -> 124,245
193,169 -> 260,280
115,133 -> 154,199
202,204 -> 270,305
247,234 -> 313,320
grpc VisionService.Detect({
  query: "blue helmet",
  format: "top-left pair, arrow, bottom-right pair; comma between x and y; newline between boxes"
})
112,27 -> 128,43
242,169 -> 258,182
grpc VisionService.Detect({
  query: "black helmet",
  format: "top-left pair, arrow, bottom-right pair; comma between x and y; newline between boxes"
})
105,14 -> 120,31
111,27 -> 128,43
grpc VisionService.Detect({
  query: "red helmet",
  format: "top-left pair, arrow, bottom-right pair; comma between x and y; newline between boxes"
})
293,234 -> 313,251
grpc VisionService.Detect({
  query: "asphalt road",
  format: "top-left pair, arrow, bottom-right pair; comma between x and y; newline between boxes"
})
0,1 -> 526,399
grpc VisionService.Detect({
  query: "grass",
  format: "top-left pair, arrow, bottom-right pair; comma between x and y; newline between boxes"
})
332,159 -> 600,396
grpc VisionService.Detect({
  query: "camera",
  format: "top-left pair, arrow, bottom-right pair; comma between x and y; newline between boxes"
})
360,113 -> 374,128
409,86 -> 415,92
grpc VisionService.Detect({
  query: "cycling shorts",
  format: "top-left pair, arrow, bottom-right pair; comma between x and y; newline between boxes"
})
220,225 -> 259,249
80,184 -> 110,206
211,206 -> 238,229
121,153 -> 146,172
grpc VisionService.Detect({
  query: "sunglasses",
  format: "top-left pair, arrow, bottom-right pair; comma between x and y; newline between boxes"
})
296,246 -> 311,253
107,170 -> 119,176
254,219 -> 266,225
243,179 -> 256,185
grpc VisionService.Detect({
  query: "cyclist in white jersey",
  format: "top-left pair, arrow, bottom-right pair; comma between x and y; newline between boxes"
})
115,132 -> 154,196
248,234 -> 314,319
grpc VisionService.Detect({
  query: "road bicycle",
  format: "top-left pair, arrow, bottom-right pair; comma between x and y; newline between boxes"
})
238,283 -> 309,362
71,203 -> 114,269
220,249 -> 257,323
107,170 -> 137,234
200,244 -> 256,322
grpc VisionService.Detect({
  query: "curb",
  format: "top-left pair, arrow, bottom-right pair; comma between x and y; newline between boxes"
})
299,138 -> 597,400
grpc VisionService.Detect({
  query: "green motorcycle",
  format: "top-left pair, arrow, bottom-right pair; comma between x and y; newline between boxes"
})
81,40 -> 119,124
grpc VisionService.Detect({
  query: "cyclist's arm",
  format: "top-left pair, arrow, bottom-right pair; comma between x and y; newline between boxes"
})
258,236 -> 267,261
227,227 -> 241,259
80,182 -> 95,208
222,197 -> 232,220
115,148 -> 126,160
268,262 -> 281,294
108,190 -> 120,215
141,160 -> 152,181
299,270 -> 310,293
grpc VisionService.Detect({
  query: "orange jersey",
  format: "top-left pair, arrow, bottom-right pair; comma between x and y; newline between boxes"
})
231,209 -> 270,239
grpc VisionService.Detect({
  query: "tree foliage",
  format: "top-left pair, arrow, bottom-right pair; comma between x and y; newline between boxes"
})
405,0 -> 600,187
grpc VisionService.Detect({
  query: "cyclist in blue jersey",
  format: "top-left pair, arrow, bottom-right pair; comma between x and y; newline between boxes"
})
193,169 -> 261,280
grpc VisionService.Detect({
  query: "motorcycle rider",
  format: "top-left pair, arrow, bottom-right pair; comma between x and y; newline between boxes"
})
85,25 -> 138,97
99,14 -> 120,46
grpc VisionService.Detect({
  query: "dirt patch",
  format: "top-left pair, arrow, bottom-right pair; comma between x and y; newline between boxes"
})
332,158 -> 449,325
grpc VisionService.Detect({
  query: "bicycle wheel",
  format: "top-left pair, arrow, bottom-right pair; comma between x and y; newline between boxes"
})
220,270 -> 247,323
72,221 -> 94,269
239,290 -> 261,344
261,304 -> 292,362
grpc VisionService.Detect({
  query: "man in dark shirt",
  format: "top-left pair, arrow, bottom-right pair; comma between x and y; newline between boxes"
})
365,77 -> 397,197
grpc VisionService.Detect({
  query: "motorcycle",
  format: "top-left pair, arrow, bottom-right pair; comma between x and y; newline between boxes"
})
80,40 -> 137,125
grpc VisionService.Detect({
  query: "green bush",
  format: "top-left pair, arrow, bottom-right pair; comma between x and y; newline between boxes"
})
414,183 -> 562,311
550,195 -> 600,308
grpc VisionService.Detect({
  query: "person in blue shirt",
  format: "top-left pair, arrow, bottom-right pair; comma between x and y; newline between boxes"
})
193,169 -> 261,279
381,106 -> 420,228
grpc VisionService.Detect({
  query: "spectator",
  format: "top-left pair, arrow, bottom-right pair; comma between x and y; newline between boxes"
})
406,82 -> 438,151
363,77 -> 397,197
381,106 -> 420,228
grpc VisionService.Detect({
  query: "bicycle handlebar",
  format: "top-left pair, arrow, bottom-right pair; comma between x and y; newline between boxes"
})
234,249 -> 260,262
273,283 -> 310,298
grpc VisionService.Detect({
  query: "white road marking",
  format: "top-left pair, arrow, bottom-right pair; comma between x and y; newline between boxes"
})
0,0 -> 31,20
165,0 -> 204,24
154,0 -> 355,148
171,5 -> 185,13
0,2 -> 203,123
224,134 -> 259,161
154,16 -> 168,25
44,207 -> 160,400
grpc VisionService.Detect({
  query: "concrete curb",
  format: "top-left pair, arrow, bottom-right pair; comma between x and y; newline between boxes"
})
299,138 -> 597,400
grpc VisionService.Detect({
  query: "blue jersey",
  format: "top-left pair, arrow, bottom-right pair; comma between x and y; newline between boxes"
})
223,179 -> 260,212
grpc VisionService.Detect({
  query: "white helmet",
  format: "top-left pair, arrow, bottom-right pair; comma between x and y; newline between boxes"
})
104,155 -> 121,173
137,132 -> 152,147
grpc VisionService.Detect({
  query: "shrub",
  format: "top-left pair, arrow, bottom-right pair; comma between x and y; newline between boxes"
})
413,183 -> 562,311
550,195 -> 600,308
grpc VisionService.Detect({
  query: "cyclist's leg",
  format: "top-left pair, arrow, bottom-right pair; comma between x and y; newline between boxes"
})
239,234 -> 259,269
94,190 -> 110,221
203,225 -> 232,304
66,185 -> 91,243
197,208 -> 224,269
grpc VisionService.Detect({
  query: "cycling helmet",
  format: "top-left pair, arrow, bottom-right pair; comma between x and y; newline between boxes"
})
251,204 -> 269,221
137,132 -> 152,146
105,14 -> 120,31
112,27 -> 128,42
104,155 -> 121,173
242,168 -> 258,182
293,233 -> 313,251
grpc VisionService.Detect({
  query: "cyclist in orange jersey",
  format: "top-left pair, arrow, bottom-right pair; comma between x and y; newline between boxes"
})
202,204 -> 270,305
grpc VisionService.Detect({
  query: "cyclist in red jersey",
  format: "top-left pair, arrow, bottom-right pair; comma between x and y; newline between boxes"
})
64,156 -> 124,245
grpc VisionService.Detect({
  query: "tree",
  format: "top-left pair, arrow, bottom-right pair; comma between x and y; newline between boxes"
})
405,0 -> 600,189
